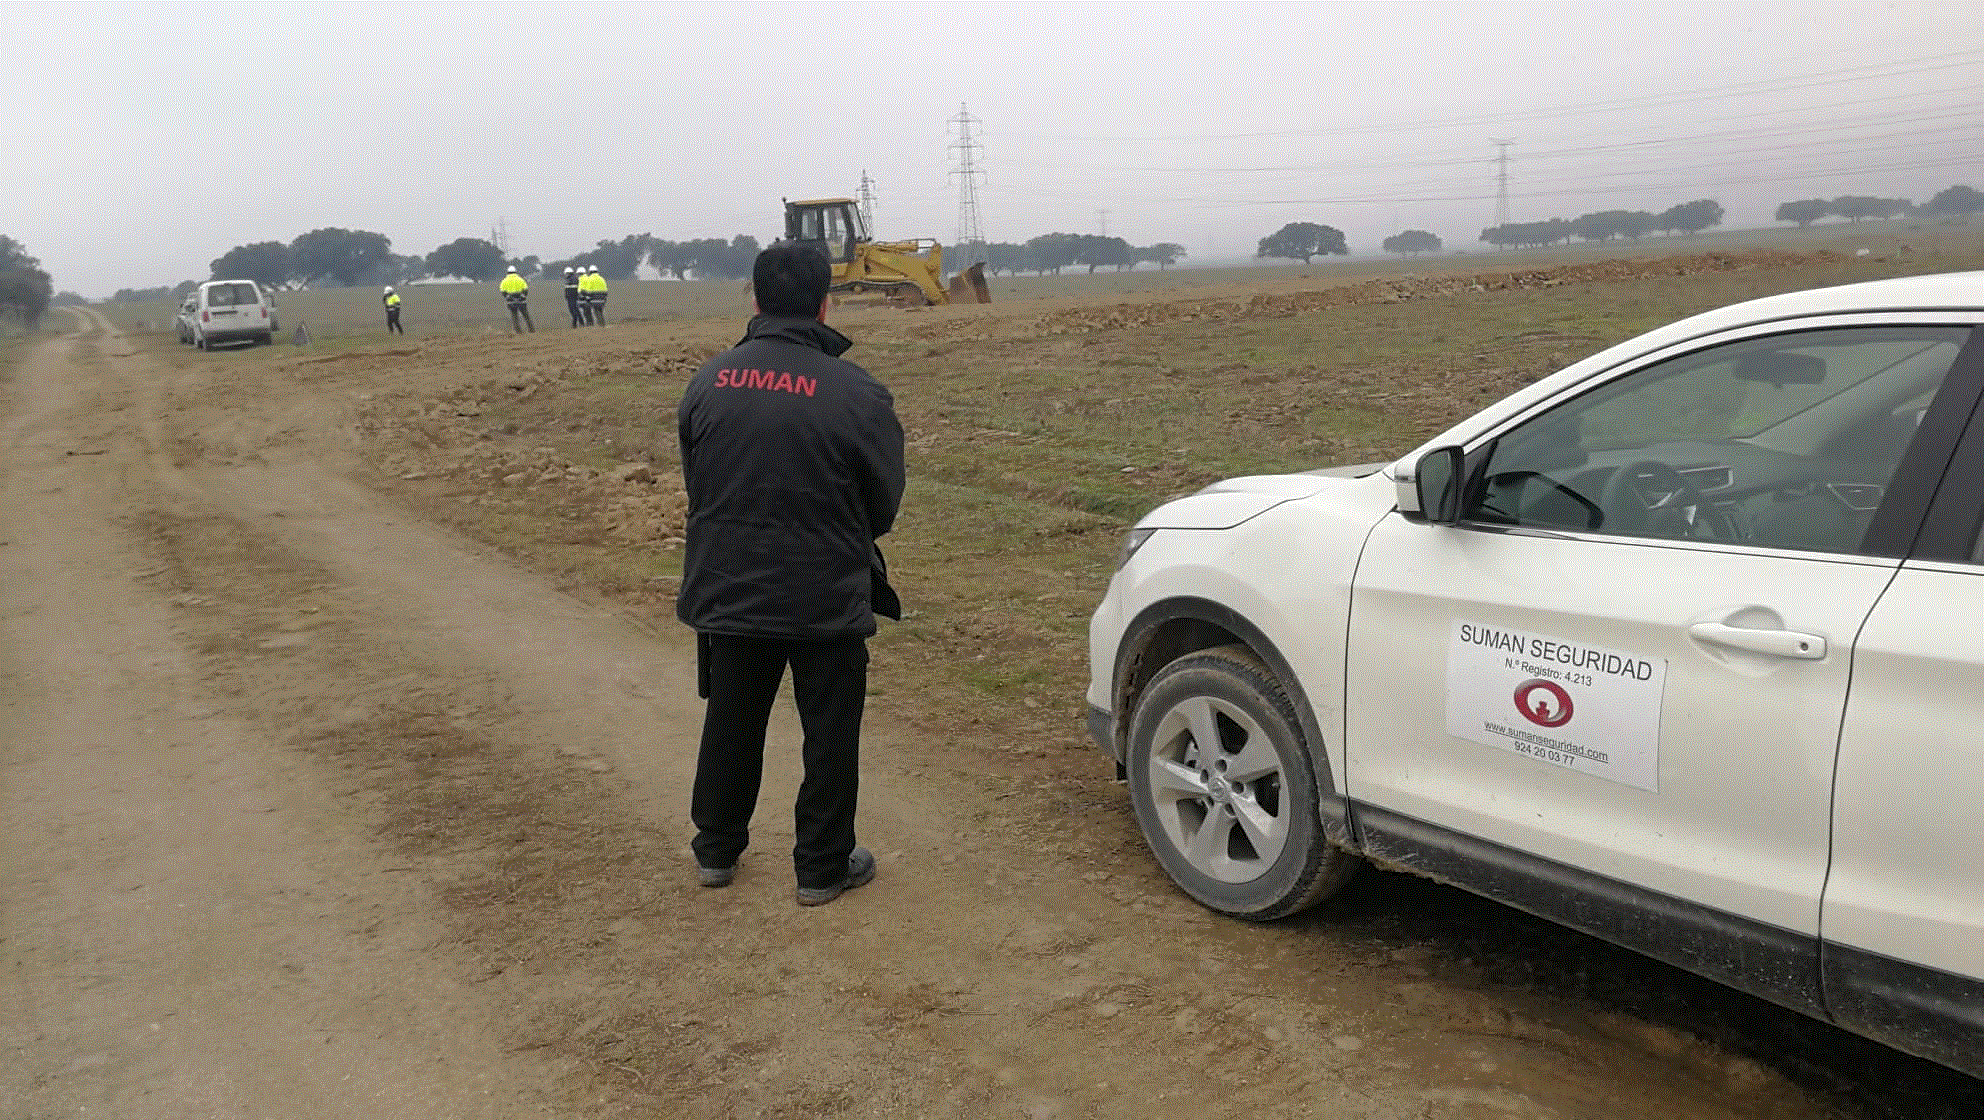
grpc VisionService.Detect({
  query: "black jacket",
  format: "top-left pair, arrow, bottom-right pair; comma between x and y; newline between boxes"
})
676,316 -> 905,639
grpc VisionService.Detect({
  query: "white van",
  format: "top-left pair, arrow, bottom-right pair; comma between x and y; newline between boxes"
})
191,279 -> 275,349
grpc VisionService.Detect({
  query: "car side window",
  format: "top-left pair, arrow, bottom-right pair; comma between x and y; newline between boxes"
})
1465,326 -> 1970,556
821,207 -> 855,263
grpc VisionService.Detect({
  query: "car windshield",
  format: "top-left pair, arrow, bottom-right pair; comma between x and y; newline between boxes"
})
1573,330 -> 1962,452
207,283 -> 260,307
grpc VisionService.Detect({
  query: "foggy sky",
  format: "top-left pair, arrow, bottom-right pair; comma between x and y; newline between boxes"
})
11,0 -> 1981,296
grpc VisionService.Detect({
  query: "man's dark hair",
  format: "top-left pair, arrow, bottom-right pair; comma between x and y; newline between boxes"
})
753,245 -> 832,317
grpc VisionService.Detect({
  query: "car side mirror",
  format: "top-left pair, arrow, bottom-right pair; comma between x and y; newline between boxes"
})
1399,445 -> 1465,524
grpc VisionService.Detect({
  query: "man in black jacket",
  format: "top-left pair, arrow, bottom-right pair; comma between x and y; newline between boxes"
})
562,267 -> 585,328
676,245 -> 904,906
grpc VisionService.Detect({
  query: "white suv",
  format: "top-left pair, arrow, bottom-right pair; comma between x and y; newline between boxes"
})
190,279 -> 274,349
1086,271 -> 1984,1078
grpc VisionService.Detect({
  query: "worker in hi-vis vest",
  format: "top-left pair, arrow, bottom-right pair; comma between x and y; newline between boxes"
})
581,265 -> 609,326
499,265 -> 534,333
382,286 -> 403,334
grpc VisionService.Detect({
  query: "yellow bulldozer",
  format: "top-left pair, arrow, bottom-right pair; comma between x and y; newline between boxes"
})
780,197 -> 990,306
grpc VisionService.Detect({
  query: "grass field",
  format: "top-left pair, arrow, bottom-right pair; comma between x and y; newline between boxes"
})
98,219 -> 1984,758
173,221 -> 1958,763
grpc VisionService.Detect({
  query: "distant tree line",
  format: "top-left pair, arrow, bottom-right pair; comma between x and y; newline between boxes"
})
111,282 -> 197,303
974,235 -> 1186,276
1774,196 -> 1911,227
60,221 -> 1179,303
1480,199 -> 1725,249
153,182 -> 1982,301
1924,185 -> 1984,218
205,228 -> 470,290
504,233 -> 768,282
551,234 -> 766,283
163,227 -> 1196,297
1773,185 -> 1982,228
186,227 -> 781,293
1,235 -> 55,329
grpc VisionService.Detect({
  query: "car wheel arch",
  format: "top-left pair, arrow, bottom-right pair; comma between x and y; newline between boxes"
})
1113,596 -> 1350,846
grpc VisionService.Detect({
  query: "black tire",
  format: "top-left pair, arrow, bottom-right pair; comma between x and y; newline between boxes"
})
1126,644 -> 1359,920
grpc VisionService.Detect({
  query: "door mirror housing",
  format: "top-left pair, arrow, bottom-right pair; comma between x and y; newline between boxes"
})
1399,445 -> 1465,524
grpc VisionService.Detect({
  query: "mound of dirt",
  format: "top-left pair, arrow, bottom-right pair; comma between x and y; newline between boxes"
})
362,361 -> 700,551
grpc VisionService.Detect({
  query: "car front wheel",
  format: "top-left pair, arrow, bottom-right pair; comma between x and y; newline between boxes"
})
1126,644 -> 1358,921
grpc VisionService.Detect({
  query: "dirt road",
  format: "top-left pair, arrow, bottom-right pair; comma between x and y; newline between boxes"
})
4,310 -> 1975,1119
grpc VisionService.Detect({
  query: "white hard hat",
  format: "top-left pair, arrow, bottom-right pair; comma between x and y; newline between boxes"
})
383,285 -> 394,293
506,265 -> 519,273
587,265 -> 599,273
563,265 -> 575,273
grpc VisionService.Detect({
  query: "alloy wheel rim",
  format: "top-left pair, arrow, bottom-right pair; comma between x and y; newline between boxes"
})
1146,694 -> 1288,883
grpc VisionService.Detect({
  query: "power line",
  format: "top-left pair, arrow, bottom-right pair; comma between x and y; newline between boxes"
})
994,152 -> 1977,210
1005,48 -> 1984,144
1504,112 -> 1980,165
995,93 -> 1978,178
981,100 -> 1978,221
873,48 -> 1978,241
948,103 -> 987,267
1490,139 -> 1513,228
858,170 -> 877,232
1109,127 -> 1978,202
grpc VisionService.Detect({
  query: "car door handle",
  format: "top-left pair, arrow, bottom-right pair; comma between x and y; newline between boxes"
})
1687,621 -> 1827,660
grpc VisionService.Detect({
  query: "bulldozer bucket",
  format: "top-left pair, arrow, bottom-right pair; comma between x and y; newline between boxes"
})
947,262 -> 992,304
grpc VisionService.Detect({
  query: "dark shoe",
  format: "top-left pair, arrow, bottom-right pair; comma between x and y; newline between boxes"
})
795,847 -> 875,907
697,863 -> 736,888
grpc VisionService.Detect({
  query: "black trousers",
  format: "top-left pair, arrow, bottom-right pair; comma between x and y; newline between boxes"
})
690,633 -> 867,889
386,309 -> 403,334
565,293 -> 583,327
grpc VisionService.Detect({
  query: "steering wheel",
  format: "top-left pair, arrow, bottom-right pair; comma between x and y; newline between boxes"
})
1598,460 -> 1713,536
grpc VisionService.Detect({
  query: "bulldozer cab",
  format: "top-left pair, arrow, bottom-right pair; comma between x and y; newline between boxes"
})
775,196 -> 989,306
783,198 -> 867,264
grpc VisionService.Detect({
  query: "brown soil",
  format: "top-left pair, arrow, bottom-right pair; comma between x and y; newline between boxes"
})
4,292 -> 1977,1120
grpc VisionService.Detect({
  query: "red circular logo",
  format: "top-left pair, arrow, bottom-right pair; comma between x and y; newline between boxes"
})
1513,679 -> 1574,728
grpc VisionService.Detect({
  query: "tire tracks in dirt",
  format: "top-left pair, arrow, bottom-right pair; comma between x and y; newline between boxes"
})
2,309 -> 574,1118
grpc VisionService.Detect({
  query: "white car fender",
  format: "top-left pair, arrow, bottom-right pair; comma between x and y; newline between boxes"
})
1093,471 -> 1397,814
